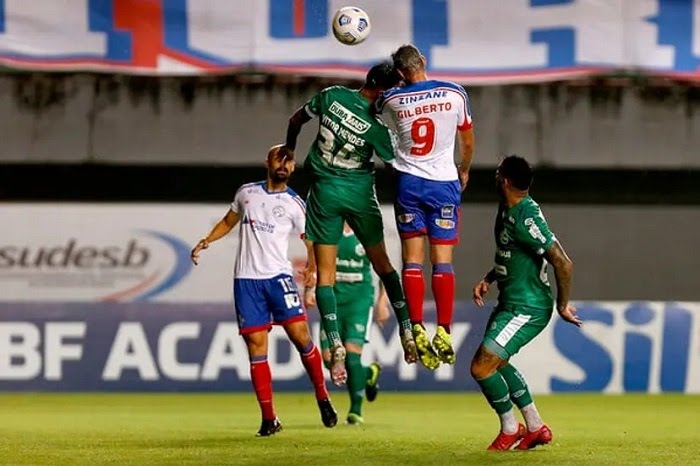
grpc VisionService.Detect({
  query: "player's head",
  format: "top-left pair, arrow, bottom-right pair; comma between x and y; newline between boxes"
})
391,44 -> 426,81
364,61 -> 401,91
496,155 -> 533,196
266,144 -> 295,183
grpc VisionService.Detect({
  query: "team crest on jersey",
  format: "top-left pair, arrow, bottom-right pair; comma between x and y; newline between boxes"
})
441,205 -> 455,219
272,205 -> 286,218
354,244 -> 366,257
329,101 -> 371,134
397,213 -> 415,224
434,219 -> 455,229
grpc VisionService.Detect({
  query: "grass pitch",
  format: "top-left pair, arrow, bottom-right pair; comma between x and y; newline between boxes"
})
0,393 -> 698,465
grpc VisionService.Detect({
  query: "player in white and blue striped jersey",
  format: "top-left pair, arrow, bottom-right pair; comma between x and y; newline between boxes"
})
190,145 -> 336,437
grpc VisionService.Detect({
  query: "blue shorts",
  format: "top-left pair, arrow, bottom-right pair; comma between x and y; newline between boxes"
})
395,172 -> 461,244
233,274 -> 306,334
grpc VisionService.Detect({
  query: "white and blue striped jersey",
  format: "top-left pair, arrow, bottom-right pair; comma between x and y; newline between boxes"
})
379,80 -> 473,182
230,181 -> 306,280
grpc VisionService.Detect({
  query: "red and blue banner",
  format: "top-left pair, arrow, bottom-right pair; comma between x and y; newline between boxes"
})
0,1 -> 699,83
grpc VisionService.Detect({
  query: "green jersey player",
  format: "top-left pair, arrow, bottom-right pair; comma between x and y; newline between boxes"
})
470,155 -> 581,451
286,62 -> 417,387
306,223 -> 388,425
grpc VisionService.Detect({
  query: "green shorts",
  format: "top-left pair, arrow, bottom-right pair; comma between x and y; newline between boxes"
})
320,298 -> 373,349
482,303 -> 552,359
306,177 -> 384,247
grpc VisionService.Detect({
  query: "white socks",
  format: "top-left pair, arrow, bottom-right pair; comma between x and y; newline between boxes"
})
521,402 -> 544,432
499,408 -> 519,434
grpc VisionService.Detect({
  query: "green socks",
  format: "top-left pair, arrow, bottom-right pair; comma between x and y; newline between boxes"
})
346,352 -> 365,416
499,363 -> 534,408
378,271 -> 411,332
316,286 -> 341,344
476,372 -> 513,415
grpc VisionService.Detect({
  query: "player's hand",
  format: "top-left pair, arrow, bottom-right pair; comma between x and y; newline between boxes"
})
374,302 -> 390,328
304,287 -> 316,309
558,304 -> 582,327
298,268 -> 317,288
472,279 -> 490,307
190,238 -> 209,266
458,168 -> 469,192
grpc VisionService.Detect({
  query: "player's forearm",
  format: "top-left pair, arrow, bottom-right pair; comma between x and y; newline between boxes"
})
458,129 -> 474,170
304,239 -> 317,273
286,122 -> 302,152
483,268 -> 497,284
552,259 -> 573,311
202,219 -> 233,244
286,109 -> 310,151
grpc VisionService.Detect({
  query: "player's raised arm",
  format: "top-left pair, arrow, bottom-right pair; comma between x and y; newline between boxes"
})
544,241 -> 580,327
286,90 -> 323,151
286,107 -> 313,152
191,208 -> 240,265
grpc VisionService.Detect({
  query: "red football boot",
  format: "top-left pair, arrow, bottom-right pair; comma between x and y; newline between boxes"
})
487,423 -> 526,451
516,424 -> 553,450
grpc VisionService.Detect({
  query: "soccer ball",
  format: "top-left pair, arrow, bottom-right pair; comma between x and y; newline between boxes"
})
332,7 -> 371,45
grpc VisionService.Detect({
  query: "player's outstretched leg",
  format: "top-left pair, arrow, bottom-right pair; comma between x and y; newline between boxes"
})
402,262 -> 425,327
499,363 -> 552,449
286,322 -> 338,428
471,345 -> 525,450
364,242 -> 417,364
430,245 -> 457,365
345,348 -> 366,425
365,362 -> 382,402
314,244 -> 347,386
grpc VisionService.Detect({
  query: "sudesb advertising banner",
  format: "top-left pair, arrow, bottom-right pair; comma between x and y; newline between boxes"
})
0,1 -> 699,83
1,301 -> 698,394
0,203 -> 401,303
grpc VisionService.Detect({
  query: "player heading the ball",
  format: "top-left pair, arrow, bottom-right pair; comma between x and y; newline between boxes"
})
378,44 -> 475,371
285,62 -> 418,387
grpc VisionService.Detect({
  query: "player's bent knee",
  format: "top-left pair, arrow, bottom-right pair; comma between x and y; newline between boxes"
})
470,345 -> 503,380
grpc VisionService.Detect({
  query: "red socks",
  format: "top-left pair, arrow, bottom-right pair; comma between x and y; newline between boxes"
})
432,263 -> 455,332
299,342 -> 329,400
250,355 -> 275,420
402,263 -> 425,325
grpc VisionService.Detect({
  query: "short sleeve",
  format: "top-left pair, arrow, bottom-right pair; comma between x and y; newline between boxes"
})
514,207 -> 556,256
304,90 -> 324,118
230,187 -> 245,214
290,196 -> 307,237
372,121 -> 398,163
454,86 -> 473,131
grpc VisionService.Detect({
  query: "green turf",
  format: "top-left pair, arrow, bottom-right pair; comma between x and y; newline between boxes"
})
0,393 -> 698,465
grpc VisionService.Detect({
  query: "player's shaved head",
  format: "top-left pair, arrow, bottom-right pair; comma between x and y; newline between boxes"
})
392,44 -> 425,75
498,155 -> 533,191
267,144 -> 294,162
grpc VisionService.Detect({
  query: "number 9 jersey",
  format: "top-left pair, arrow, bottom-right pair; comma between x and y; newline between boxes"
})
378,80 -> 472,181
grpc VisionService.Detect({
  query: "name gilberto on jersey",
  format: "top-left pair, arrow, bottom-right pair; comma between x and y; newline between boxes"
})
395,91 -> 453,119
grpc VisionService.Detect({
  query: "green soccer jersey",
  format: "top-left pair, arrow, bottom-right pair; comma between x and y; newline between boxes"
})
334,230 -> 373,306
493,196 -> 556,310
303,86 -> 396,180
